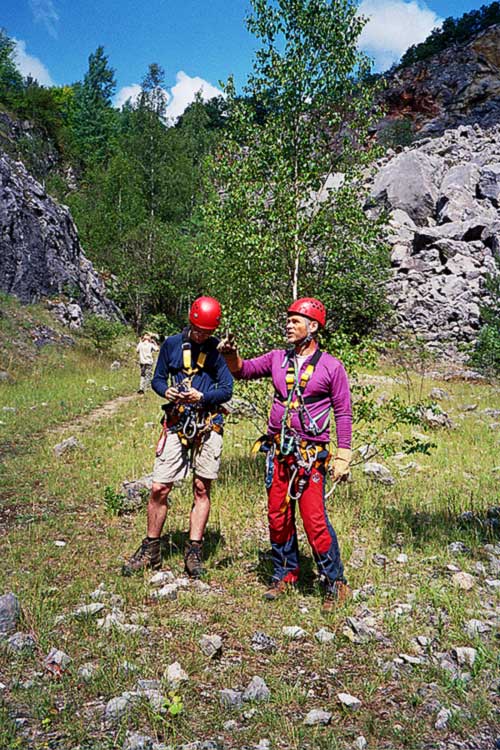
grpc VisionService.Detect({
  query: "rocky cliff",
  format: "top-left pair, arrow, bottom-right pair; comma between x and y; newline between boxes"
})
0,152 -> 120,320
368,123 -> 500,355
378,24 -> 500,137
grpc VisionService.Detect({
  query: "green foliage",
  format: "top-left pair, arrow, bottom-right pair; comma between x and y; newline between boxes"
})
103,485 -> 126,516
378,118 -> 414,149
0,28 -> 23,102
82,315 -> 126,351
399,1 -> 500,69
471,259 -> 500,374
201,0 -> 390,350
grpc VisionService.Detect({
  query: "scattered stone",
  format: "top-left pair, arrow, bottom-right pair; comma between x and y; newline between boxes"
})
485,578 -> 500,591
464,619 -> 491,637
192,580 -> 211,593
393,602 -> 413,617
396,553 -> 408,564
448,541 -> 471,555
105,693 -> 140,723
372,553 -> 388,566
54,540 -> 66,547
337,692 -> 362,711
363,462 -> 395,485
254,741 -> 270,750
54,436 -> 84,457
73,603 -> 105,618
422,408 -> 453,429
165,661 -> 188,687
44,647 -> 71,674
304,709 -> 332,725
446,563 -> 461,572
123,732 -> 154,750
151,584 -> 178,601
430,388 -> 449,400
315,628 -> 336,644
399,653 -> 423,665
344,616 -> 378,643
462,403 -> 478,411
453,646 -> 477,667
353,583 -> 375,600
452,571 -> 475,590
223,720 -> 238,731
199,634 -> 223,659
435,707 -> 452,730
416,635 -> 431,648
6,632 -> 36,653
121,475 -> 153,513
149,571 -> 175,587
0,593 -> 20,635
282,626 -> 306,640
78,662 -> 98,681
0,372 -> 9,381
243,676 -> 270,702
110,361 -> 121,371
353,738 -> 368,750
251,631 -> 278,653
219,689 -> 243,708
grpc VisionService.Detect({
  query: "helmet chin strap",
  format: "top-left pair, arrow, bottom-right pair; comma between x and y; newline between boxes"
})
294,320 -> 313,353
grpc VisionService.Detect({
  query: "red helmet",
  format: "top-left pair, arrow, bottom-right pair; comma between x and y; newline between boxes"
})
189,296 -> 222,331
287,297 -> 326,327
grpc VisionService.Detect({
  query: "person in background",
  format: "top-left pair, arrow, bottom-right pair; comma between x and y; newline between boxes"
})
136,333 -> 159,394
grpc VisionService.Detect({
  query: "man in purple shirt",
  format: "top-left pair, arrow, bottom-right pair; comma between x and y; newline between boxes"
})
220,297 -> 352,613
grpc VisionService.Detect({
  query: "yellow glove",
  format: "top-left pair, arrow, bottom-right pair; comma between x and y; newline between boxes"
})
217,332 -> 243,374
332,448 -> 352,482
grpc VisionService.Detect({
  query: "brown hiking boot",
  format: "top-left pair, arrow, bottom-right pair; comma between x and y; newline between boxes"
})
184,540 -> 204,579
122,537 -> 161,576
321,579 -> 352,614
263,579 -> 295,601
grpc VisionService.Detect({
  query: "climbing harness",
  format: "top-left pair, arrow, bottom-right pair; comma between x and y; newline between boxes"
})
155,337 -> 223,456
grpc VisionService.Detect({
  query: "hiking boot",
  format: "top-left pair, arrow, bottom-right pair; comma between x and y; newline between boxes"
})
321,579 -> 352,614
122,537 -> 161,576
184,540 -> 204,579
263,579 -> 295,601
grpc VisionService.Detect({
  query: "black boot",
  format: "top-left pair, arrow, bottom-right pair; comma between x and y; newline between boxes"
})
122,537 -> 161,576
184,540 -> 204,579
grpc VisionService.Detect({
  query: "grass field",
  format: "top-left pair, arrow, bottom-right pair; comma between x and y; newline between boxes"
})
0,305 -> 499,750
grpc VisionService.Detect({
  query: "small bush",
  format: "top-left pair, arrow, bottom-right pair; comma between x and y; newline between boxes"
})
83,315 -> 126,351
378,119 -> 414,149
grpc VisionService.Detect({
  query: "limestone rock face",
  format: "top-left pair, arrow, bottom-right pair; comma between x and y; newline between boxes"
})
367,123 -> 500,356
0,152 -> 121,320
379,24 -> 500,136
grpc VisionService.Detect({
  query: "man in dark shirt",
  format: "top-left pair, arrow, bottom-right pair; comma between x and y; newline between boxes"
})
122,296 -> 233,578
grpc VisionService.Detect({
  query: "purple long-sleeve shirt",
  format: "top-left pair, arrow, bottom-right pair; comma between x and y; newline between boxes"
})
238,346 -> 352,448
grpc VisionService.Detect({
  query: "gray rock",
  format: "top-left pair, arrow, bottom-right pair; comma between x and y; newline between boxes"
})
151,584 -> 178,601
0,152 -> 122,319
363,462 -> 395,485
304,708 -> 332,725
430,388 -> 449,400
435,707 -> 452,730
448,541 -> 471,555
464,619 -> 490,637
105,692 -> 140,723
353,737 -> 368,750
453,646 -> 477,666
251,631 -> 278,653
199,634 -> 223,659
0,593 -> 20,635
110,360 -> 121,370
123,732 -> 154,750
6,632 -> 36,653
337,692 -> 362,710
0,371 -> 9,381
121,475 -> 153,513
370,151 -> 443,223
73,602 -> 105,618
54,436 -> 84,457
165,661 -> 188,687
243,676 -> 270,702
315,628 -> 336,644
282,626 -> 306,640
78,662 -> 98,681
44,647 -> 71,671
149,571 -> 175,587
478,163 -> 500,205
219,689 -> 243,708
452,572 -> 475,590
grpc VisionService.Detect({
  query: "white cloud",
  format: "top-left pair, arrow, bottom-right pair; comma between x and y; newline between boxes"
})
358,0 -> 443,70
115,71 -> 223,120
29,0 -> 59,38
13,38 -> 55,86
115,84 -> 144,110
165,71 -> 223,121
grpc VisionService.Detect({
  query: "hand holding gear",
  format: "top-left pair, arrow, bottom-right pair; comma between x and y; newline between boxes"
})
217,331 -> 243,373
331,448 -> 352,483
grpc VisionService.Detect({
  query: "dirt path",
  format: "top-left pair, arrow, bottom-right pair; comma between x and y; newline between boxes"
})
48,393 -> 139,435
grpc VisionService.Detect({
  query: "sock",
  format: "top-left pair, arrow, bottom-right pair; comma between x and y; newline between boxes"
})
147,536 -> 160,542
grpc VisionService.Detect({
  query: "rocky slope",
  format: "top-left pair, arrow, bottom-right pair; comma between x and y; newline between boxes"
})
378,24 -> 500,137
0,152 -> 120,320
368,123 -> 500,355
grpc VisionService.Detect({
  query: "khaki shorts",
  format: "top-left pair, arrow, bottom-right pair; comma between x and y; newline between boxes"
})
152,429 -> 223,484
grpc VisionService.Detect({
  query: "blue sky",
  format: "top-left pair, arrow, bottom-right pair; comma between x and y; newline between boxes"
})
3,0 -> 487,118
